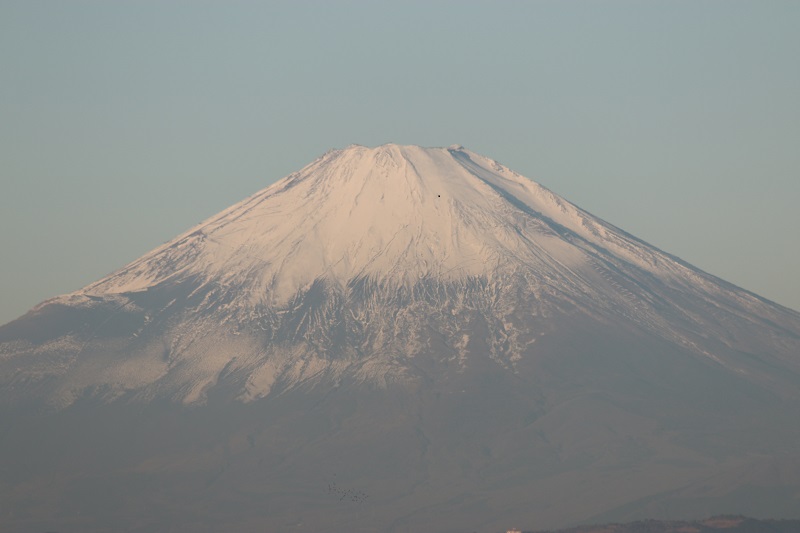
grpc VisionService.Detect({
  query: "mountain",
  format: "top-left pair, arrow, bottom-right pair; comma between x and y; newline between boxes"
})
1,144 -> 799,533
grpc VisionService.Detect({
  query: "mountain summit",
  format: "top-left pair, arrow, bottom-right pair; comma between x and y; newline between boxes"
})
1,145 -> 799,532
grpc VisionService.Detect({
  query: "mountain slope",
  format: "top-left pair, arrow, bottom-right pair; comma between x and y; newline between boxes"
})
0,144 -> 799,532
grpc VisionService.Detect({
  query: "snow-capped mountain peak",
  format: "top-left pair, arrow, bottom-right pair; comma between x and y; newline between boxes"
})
78,144 -> 668,307
3,144 -> 798,410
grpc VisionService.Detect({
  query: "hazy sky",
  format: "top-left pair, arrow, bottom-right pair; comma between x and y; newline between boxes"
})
2,1 -> 799,324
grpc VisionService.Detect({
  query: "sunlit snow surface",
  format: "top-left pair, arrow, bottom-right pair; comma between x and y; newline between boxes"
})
78,144 -> 708,297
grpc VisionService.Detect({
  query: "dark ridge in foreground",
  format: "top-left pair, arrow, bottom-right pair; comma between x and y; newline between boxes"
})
528,515 -> 800,533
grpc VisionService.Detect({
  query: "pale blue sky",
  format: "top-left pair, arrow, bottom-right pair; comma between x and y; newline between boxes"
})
2,1 -> 799,324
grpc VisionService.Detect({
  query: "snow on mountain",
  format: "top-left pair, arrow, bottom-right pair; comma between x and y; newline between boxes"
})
1,144 -> 798,408
74,143 -> 706,299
